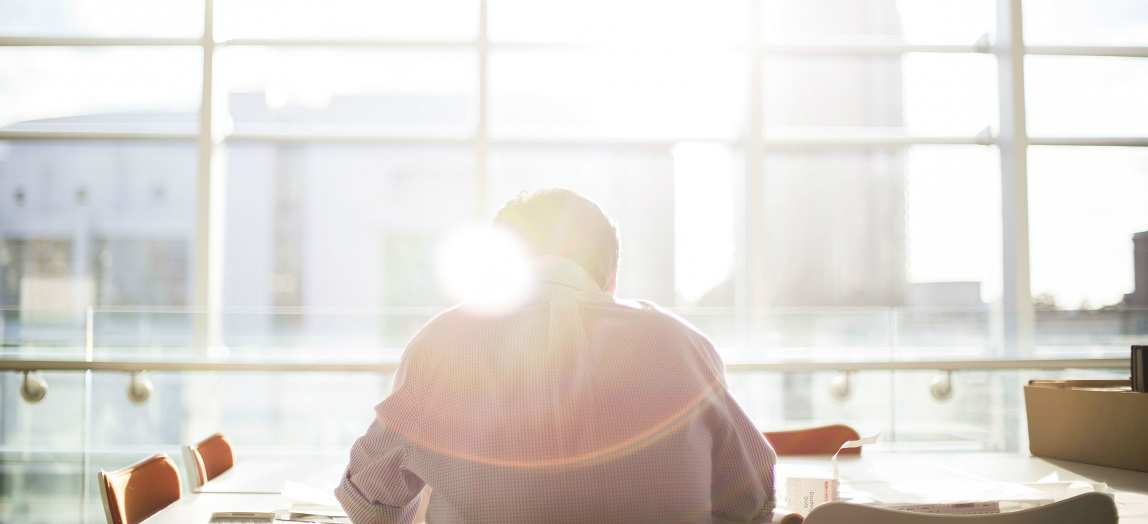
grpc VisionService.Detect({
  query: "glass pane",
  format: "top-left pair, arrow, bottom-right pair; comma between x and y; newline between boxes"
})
0,309 -> 86,358
488,145 -> 742,348
733,368 -> 1125,451
0,141 -> 197,315
219,48 -> 476,136
904,146 -> 1001,303
728,370 -> 893,440
1024,0 -> 1148,45
0,0 -> 202,37
1026,56 -> 1148,137
0,372 -> 86,523
87,310 -> 196,360
489,0 -> 750,44
764,53 -> 996,135
223,142 -> 476,356
751,310 -> 895,361
87,371 -> 386,450
215,0 -> 477,40
891,370 -> 1006,449
1033,308 -> 1148,358
491,50 -> 747,139
763,0 -> 995,44
896,309 -> 997,358
217,310 -> 433,359
1028,147 -> 1148,311
0,372 -> 84,449
0,48 -> 201,131
757,146 -> 999,306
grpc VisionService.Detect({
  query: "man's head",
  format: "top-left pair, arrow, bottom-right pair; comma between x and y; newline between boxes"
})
494,189 -> 619,292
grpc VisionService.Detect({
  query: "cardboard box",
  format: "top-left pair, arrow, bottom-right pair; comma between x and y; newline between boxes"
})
1025,380 -> 1148,473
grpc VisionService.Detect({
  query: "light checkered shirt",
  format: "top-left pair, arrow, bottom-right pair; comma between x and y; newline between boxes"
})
337,257 -> 776,523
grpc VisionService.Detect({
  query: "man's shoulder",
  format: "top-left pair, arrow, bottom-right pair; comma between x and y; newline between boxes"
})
595,298 -> 716,350
407,298 -> 717,354
405,304 -> 497,342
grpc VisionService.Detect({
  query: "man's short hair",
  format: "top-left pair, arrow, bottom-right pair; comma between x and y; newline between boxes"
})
494,189 -> 620,289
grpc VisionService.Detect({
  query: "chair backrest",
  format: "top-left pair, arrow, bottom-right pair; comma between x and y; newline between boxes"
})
804,492 -> 1117,524
764,424 -> 861,456
184,432 -> 235,489
98,454 -> 183,524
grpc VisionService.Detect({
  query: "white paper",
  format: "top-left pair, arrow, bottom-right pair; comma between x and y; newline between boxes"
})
786,477 -> 839,515
832,432 -> 880,480
282,481 -> 344,516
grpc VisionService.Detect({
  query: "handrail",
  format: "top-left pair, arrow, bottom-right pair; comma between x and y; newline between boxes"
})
0,357 -> 1127,373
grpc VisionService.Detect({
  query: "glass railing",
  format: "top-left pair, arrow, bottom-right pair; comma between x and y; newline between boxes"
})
5,306 -> 1146,360
0,306 -> 1141,523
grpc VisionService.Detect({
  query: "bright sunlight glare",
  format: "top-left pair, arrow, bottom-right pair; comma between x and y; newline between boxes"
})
437,225 -> 535,314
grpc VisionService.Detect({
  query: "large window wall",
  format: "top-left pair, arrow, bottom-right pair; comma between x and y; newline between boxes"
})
2,0 -> 1146,358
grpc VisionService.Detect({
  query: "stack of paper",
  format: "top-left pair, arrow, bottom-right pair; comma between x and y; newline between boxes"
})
278,481 -> 349,523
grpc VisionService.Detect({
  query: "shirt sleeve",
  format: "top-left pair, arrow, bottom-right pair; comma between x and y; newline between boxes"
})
336,355 -> 426,524
705,350 -> 776,522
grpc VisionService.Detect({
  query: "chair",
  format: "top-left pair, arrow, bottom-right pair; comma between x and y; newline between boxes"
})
764,424 -> 861,456
98,454 -> 183,524
801,492 -> 1117,523
182,432 -> 235,490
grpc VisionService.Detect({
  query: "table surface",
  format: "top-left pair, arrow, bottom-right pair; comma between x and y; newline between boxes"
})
146,451 -> 1148,523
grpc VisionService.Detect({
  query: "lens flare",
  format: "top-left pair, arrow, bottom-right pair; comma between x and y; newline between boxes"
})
437,225 -> 534,314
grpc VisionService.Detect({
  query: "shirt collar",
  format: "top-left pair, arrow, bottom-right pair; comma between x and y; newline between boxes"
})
534,256 -> 605,296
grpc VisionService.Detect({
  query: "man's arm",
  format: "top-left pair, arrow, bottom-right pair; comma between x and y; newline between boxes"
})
709,386 -> 777,523
694,338 -> 775,523
336,351 -> 426,524
336,418 -> 425,524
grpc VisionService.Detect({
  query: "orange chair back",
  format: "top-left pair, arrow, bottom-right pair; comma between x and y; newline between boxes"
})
764,424 -> 862,456
98,454 -> 182,524
187,433 -> 235,487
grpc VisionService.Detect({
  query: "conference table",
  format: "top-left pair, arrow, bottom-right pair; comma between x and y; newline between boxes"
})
145,450 -> 1148,523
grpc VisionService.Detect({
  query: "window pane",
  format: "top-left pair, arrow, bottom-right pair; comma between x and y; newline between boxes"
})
904,146 -> 1001,300
1026,56 -> 1148,137
491,50 -> 747,139
489,0 -> 750,44
0,140 -> 197,312
763,0 -> 995,44
1028,146 -> 1148,310
219,48 -> 476,136
764,53 -> 996,135
0,48 -> 200,131
223,142 -> 476,355
215,0 -> 477,40
760,147 -> 1001,307
752,146 -> 1000,356
0,0 -> 202,37
1024,0 -> 1148,45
